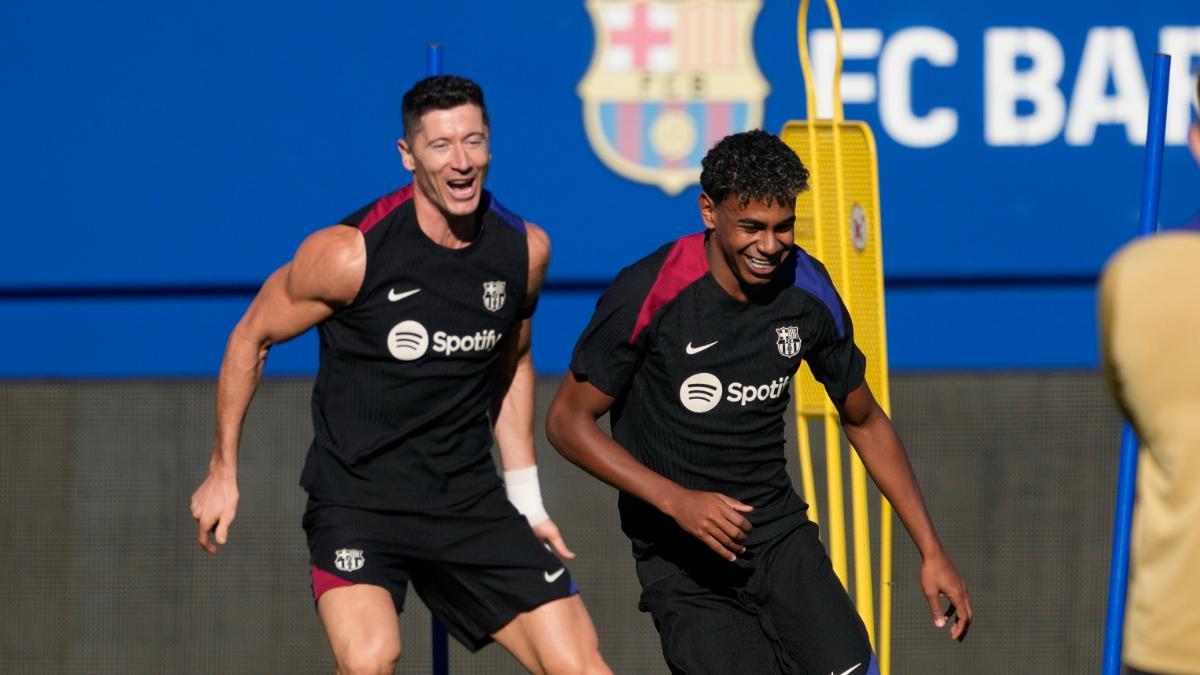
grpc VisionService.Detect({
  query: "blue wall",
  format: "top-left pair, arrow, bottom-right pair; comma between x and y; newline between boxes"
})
2,1 -> 1197,376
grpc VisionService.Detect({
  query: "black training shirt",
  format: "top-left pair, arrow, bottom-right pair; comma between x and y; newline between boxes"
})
569,231 -> 866,547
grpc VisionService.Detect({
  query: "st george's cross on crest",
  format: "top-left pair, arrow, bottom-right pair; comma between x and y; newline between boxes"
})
577,0 -> 769,195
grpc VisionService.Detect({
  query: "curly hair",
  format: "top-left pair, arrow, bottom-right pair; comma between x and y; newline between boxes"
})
401,75 -> 489,139
699,129 -> 810,208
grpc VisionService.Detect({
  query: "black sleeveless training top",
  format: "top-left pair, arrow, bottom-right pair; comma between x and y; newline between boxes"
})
299,184 -> 530,512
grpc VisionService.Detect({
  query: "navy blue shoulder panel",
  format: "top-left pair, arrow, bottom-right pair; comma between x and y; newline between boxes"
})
483,191 -> 527,234
788,247 -> 846,338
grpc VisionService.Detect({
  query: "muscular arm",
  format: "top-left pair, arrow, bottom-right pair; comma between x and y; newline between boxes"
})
190,225 -> 365,554
836,380 -> 973,640
545,375 -> 752,562
490,223 -> 549,473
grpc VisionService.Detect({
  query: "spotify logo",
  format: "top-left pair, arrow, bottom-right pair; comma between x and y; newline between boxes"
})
387,320 -> 429,361
679,373 -> 723,413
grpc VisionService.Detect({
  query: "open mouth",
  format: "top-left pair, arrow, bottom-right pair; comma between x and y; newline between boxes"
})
446,177 -> 477,201
744,253 -> 779,276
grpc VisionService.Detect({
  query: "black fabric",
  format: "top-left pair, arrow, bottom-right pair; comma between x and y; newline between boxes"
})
636,521 -> 873,675
300,186 -> 530,511
515,294 -> 539,320
303,486 -> 577,652
569,234 -> 865,547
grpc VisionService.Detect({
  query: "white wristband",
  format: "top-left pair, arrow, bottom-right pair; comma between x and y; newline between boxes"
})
504,465 -> 549,526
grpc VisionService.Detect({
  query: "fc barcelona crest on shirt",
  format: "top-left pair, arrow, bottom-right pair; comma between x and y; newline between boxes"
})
776,325 -> 802,358
483,280 -> 507,312
577,0 -> 769,195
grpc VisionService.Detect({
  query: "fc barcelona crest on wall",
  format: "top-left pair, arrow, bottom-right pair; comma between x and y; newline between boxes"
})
578,0 -> 769,195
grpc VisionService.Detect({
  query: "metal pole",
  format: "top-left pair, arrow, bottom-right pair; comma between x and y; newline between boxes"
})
1101,52 -> 1171,675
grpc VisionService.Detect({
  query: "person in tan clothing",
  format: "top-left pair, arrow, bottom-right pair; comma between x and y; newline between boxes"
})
1099,228 -> 1200,675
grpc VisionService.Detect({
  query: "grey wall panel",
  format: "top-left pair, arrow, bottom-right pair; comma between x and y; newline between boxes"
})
0,374 -> 1123,673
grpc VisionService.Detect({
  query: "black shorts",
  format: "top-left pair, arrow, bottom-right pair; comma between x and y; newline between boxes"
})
303,485 -> 578,652
635,521 -> 877,675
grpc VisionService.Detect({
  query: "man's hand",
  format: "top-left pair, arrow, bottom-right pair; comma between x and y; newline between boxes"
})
663,488 -> 753,562
920,551 -> 973,641
531,517 -> 576,560
190,470 -> 239,555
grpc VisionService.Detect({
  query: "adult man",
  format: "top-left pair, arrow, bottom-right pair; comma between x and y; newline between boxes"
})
1100,231 -> 1200,675
546,130 -> 971,674
1099,72 -> 1200,675
190,75 -> 610,675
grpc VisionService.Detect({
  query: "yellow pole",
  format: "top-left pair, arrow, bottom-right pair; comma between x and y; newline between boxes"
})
819,0 -> 878,645
795,398 -> 820,526
796,0 -> 848,587
796,0 -> 890,669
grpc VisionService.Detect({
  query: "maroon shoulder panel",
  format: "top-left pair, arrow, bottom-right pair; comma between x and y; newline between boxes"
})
358,184 -> 414,234
631,232 -> 708,341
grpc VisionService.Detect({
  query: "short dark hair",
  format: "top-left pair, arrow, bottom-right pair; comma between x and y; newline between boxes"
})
700,129 -> 810,208
401,75 -> 489,139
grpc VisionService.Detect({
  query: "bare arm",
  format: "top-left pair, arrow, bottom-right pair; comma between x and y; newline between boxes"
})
491,223 -> 549,473
545,375 -> 753,562
190,225 -> 365,554
488,223 -> 580,557
490,317 -> 538,466
836,380 -> 973,640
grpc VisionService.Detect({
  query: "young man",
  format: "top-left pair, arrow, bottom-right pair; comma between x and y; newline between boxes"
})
546,130 -> 972,674
190,75 -> 610,675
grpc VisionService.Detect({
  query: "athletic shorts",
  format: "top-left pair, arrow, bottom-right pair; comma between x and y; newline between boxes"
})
303,484 -> 578,651
635,521 -> 878,675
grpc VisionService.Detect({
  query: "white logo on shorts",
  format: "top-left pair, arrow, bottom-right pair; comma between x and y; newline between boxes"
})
387,320 -> 429,361
832,664 -> 861,675
334,548 -> 365,573
544,568 -> 566,583
679,372 -> 723,413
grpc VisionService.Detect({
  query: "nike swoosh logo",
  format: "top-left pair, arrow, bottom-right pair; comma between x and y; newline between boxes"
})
832,664 -> 861,675
685,340 -> 718,355
544,568 -> 565,583
388,288 -> 420,302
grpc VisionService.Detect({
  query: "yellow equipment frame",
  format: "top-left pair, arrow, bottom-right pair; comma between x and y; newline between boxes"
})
782,1 -> 893,672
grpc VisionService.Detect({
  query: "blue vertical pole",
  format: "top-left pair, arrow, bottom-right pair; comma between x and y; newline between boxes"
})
427,42 -> 450,675
427,43 -> 443,77
1137,55 -> 1170,238
1101,52 -> 1171,675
